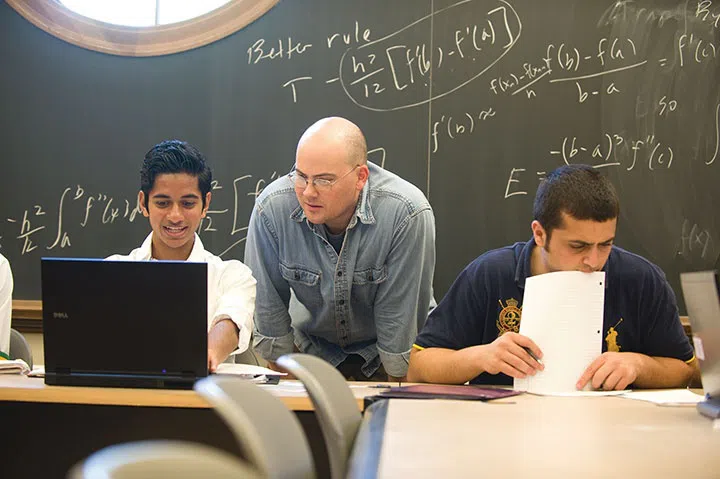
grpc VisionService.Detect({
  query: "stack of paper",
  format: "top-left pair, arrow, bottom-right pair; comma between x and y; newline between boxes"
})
514,271 -> 606,395
0,359 -> 30,375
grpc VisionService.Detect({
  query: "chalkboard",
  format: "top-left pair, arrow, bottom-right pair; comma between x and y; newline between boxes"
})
1,0 -> 719,313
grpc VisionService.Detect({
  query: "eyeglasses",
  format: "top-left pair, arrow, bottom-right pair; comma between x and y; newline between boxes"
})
289,165 -> 359,191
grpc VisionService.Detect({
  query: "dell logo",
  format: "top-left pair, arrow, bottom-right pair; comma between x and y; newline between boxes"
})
52,312 -> 69,319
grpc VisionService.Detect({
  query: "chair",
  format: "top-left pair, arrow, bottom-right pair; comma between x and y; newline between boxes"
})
194,376 -> 315,479
67,440 -> 260,479
276,354 -> 362,479
9,328 -> 33,369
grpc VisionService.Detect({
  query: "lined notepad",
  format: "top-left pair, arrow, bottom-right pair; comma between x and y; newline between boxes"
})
514,271 -> 605,394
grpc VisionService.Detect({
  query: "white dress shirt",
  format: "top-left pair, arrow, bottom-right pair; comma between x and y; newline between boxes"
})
0,253 -> 13,358
107,233 -> 256,353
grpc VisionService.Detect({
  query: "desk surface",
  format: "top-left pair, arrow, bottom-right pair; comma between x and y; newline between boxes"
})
350,393 -> 720,478
0,375 -> 386,411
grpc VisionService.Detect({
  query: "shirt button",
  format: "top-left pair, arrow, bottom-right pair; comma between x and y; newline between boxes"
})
337,271 -> 343,277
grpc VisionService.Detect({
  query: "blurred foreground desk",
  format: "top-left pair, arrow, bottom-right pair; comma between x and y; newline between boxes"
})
0,375 -> 383,479
349,393 -> 720,479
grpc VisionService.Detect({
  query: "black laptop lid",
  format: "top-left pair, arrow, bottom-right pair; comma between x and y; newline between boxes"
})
42,258 -> 208,381
680,270 -> 720,398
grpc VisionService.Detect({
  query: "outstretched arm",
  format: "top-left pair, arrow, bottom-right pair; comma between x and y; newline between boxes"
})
408,332 -> 544,384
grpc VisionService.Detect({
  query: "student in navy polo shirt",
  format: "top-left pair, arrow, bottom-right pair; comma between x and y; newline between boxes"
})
408,164 -> 697,390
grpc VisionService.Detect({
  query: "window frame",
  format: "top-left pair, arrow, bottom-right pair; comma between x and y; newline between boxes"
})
6,0 -> 280,57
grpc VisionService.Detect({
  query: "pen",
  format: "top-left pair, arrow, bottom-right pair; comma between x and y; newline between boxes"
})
524,347 -> 543,364
367,384 -> 392,388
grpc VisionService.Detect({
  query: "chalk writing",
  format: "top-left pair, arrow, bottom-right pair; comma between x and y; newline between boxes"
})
696,1 -> 720,28
247,38 -> 313,64
430,108 -> 497,152
549,133 -> 675,171
340,0 -> 522,111
326,21 -> 372,48
678,33 -> 718,67
678,220 -> 713,259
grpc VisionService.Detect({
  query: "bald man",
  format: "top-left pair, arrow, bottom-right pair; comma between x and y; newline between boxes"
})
244,117 -> 436,381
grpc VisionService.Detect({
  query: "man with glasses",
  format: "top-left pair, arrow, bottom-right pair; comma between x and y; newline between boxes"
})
244,117 -> 436,381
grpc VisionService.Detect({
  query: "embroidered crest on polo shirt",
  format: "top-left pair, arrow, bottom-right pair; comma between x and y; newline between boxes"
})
605,318 -> 623,352
497,298 -> 522,335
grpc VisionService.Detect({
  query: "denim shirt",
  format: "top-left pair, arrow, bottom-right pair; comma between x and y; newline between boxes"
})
244,162 -> 436,377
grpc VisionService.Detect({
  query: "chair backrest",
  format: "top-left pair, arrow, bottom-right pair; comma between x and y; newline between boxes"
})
67,440 -> 260,479
9,328 -> 33,369
194,376 -> 316,479
276,354 -> 362,479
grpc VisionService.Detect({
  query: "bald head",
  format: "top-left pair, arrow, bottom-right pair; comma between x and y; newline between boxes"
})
297,117 -> 367,166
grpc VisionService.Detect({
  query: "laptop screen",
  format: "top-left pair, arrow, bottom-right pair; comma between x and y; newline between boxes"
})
680,271 -> 720,399
42,258 -> 208,384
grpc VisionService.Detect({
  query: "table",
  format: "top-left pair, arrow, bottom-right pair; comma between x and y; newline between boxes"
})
0,375 -> 386,478
348,392 -> 720,478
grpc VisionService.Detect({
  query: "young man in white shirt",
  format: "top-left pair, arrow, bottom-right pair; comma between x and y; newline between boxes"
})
107,140 -> 256,372
0,253 -> 13,360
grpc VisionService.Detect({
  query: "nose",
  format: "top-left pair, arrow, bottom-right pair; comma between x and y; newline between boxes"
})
301,181 -> 318,198
168,203 -> 184,222
582,246 -> 601,271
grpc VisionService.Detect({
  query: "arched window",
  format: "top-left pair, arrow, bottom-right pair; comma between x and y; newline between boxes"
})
6,0 -> 280,56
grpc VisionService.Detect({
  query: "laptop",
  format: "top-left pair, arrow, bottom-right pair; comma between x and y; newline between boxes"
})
679,270 -> 720,418
41,258 -> 208,390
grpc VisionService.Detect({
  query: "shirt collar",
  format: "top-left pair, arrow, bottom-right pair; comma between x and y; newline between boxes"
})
138,232 -> 205,261
290,174 -> 376,229
514,236 -> 612,289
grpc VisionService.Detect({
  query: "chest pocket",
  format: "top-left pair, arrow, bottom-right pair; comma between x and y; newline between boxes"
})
351,265 -> 388,306
280,263 -> 322,309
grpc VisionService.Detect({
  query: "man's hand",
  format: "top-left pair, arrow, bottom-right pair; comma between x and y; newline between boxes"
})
207,318 -> 239,373
478,332 -> 544,379
576,352 -> 641,391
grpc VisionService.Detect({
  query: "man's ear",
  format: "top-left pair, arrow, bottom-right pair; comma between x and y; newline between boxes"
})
201,192 -> 212,218
531,220 -> 547,248
356,165 -> 369,191
138,191 -> 149,217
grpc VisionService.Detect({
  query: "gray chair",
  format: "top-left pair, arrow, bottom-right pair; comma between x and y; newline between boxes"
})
67,440 -> 260,479
194,376 -> 315,479
9,328 -> 33,369
277,354 -> 362,479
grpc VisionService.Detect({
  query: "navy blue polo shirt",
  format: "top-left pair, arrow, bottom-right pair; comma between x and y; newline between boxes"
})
415,238 -> 694,385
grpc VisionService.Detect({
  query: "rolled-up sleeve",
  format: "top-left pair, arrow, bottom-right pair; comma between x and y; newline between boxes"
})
212,261 -> 257,353
373,207 -> 436,377
244,202 -> 296,361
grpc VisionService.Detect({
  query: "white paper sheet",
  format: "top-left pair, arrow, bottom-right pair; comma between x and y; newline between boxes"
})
514,270 -> 605,394
214,363 -> 287,377
527,390 -> 628,397
619,389 -> 705,405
